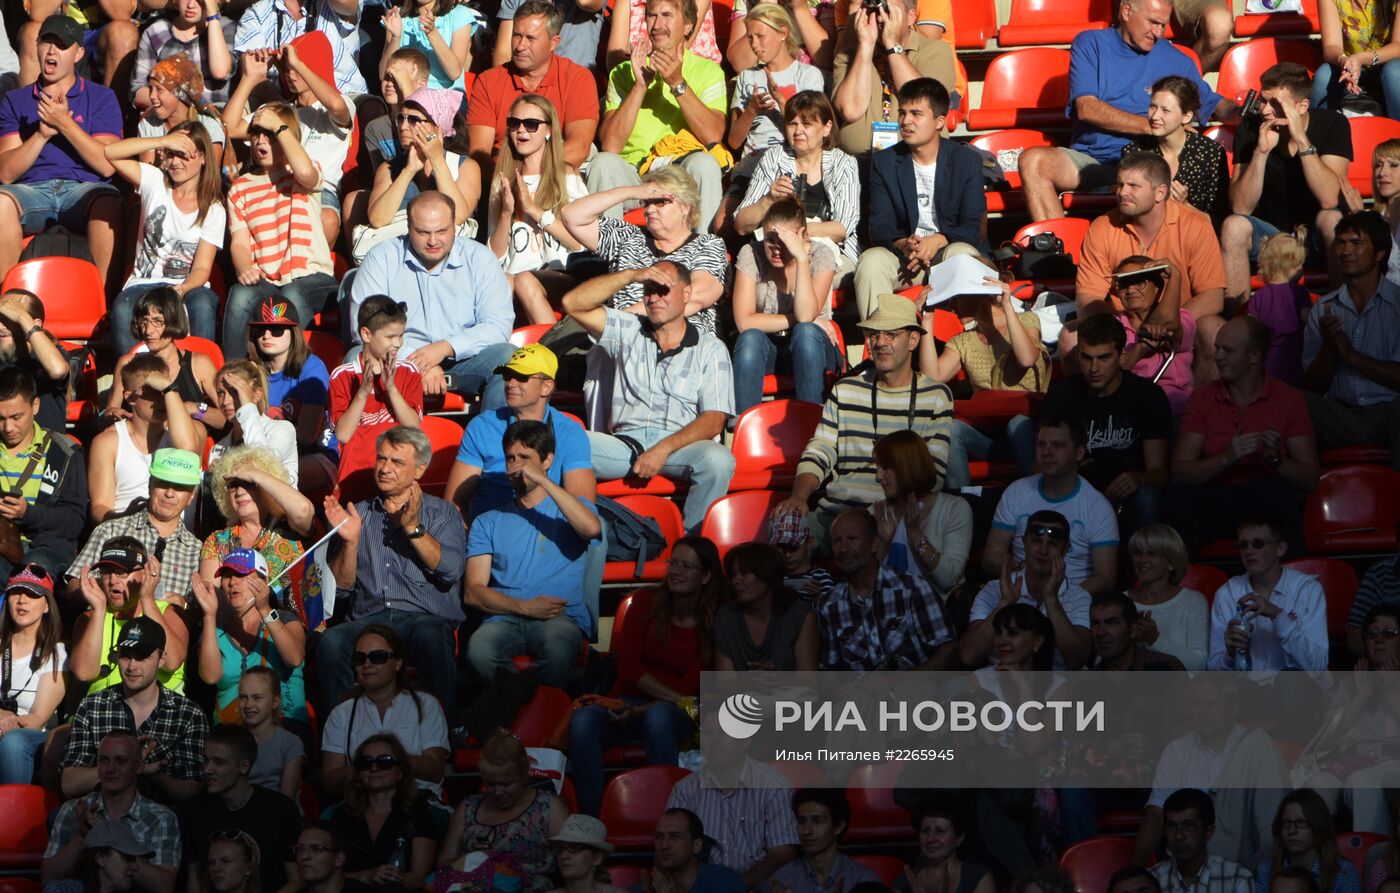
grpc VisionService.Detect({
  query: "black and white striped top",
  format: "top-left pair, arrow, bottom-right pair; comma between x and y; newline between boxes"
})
596,217 -> 730,335
739,145 -> 863,265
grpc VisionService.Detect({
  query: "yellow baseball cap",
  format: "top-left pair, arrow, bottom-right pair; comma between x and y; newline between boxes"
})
495,343 -> 558,380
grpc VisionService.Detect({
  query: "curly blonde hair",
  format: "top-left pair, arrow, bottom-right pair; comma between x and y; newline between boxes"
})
209,444 -> 290,523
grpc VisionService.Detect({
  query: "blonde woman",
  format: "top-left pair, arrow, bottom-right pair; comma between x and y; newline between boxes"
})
489,94 -> 587,325
223,101 -> 338,360
199,444 -> 313,586
724,4 -> 824,172
1125,523 -> 1208,670
1374,139 -> 1400,284
210,360 -> 299,487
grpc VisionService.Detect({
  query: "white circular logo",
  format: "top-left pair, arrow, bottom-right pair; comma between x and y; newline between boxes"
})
717,693 -> 765,739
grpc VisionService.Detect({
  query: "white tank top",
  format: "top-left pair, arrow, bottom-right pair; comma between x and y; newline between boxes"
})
113,421 -> 169,514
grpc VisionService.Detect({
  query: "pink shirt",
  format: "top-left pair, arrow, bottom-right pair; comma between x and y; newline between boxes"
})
1117,309 -> 1196,416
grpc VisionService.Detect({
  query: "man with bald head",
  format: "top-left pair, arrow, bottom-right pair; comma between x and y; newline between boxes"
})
349,190 -> 516,408
817,509 -> 956,670
1166,316 -> 1320,556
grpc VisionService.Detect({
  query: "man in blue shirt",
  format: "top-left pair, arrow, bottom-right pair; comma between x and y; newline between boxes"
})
465,418 -> 602,688
639,809 -> 747,893
0,15 -> 123,291
1017,0 -> 1231,222
349,190 -> 516,408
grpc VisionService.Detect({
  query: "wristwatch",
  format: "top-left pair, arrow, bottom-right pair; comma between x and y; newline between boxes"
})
406,523 -> 428,540
887,44 -> 907,55
537,210 -> 556,228
162,381 -> 180,395
670,80 -> 688,97
264,609 -> 281,624
1298,145 -> 1319,157
25,324 -> 42,339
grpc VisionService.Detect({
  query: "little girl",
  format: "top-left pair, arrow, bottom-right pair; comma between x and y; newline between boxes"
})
239,666 -> 304,800
1246,229 -> 1312,387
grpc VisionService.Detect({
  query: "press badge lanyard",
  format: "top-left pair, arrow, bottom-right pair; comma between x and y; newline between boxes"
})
872,80 -> 898,151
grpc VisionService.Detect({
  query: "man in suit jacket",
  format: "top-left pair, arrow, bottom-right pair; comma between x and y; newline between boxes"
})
853,77 -> 989,319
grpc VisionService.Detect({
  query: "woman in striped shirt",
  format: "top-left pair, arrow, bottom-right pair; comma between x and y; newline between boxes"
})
223,102 -> 339,361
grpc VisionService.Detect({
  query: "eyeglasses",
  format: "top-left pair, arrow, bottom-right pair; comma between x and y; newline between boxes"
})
863,329 -> 906,343
351,649 -> 395,666
257,325 -> 293,337
395,113 -> 429,126
136,317 -> 167,332
506,116 -> 547,133
1236,538 -> 1278,551
639,197 -> 674,207
1279,818 -> 1311,831
553,843 -> 594,854
667,558 -> 703,572
294,844 -> 335,856
1364,627 -> 1400,640
353,753 -> 400,771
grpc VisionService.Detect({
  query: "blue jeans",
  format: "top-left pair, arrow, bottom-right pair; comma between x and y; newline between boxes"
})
223,274 -> 339,359
110,284 -> 218,355
945,418 -> 995,490
0,728 -> 45,785
1311,59 -> 1400,117
445,342 -> 514,412
569,697 -> 695,816
588,430 -> 736,534
466,614 -> 583,689
731,324 -> 842,416
0,179 -> 119,234
1007,413 -> 1039,476
316,609 -> 459,721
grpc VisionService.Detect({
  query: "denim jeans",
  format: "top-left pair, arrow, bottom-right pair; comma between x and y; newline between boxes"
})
0,179 -> 120,233
1007,413 -> 1039,476
316,609 -> 459,721
110,284 -> 219,355
0,728 -> 45,784
1311,59 -> 1400,117
466,614 -> 583,689
445,342 -> 515,412
223,274 -> 339,359
731,324 -> 842,416
569,697 -> 695,816
945,419 -> 995,490
588,430 -> 736,534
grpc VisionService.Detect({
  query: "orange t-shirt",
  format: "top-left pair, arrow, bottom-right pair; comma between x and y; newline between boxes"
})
466,56 -> 601,157
1076,199 -> 1227,310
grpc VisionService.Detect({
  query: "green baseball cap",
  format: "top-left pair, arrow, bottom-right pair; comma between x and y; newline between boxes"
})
150,448 -> 202,487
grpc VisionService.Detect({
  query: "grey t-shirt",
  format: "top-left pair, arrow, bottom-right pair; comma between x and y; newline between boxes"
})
714,598 -> 813,670
498,0 -> 605,69
249,726 -> 305,795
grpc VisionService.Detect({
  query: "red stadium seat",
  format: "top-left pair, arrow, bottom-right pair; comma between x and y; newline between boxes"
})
600,765 -> 693,849
1060,836 -> 1138,893
761,326 -> 845,400
968,49 -> 1071,131
729,399 -> 824,491
603,494 -> 683,583
61,339 -> 98,425
608,593 -> 636,651
1217,39 -> 1320,105
1338,832 -> 1385,877
956,390 -> 1042,434
299,782 -> 321,819
845,763 -> 915,844
1284,557 -> 1359,637
1203,125 -> 1236,175
951,0 -> 998,48
131,336 -> 225,369
510,324 -> 554,346
2,257 -> 105,341
1347,117 -> 1400,199
419,415 -> 465,498
455,686 -> 575,770
971,129 -> 1058,213
606,865 -> 649,889
1304,465 -> 1400,555
0,880 -> 41,893
1322,445 -> 1391,466
1179,564 -> 1229,608
1098,810 -> 1146,833
852,854 -> 906,886
303,330 -> 347,371
997,0 -> 1110,45
0,784 -> 56,870
1014,218 -> 1091,265
1233,0 -> 1320,36
701,490 -> 786,563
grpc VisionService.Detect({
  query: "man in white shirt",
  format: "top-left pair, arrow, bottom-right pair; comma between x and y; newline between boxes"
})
981,415 -> 1120,597
961,509 -> 1093,669
1150,788 -> 1255,893
1206,517 -> 1328,672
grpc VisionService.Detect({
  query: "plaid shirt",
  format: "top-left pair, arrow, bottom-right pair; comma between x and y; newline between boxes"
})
66,512 -> 203,604
45,791 -> 181,866
1152,855 -> 1254,893
63,685 -> 208,782
818,567 -> 953,670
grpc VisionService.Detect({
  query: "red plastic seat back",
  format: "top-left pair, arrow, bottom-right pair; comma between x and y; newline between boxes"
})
0,784 -> 53,863
611,593 -> 636,649
419,415 -> 465,498
1060,836 -> 1138,893
303,330 -> 348,371
970,129 -> 1057,189
844,762 -> 915,844
1178,564 -> 1229,610
731,399 -> 823,478
1284,557 -> 1359,637
1217,39 -> 1319,103
511,324 -> 553,347
2,257 -> 105,341
512,685 -> 574,745
1347,117 -> 1400,198
1014,218 -> 1091,265
979,49 -> 1071,114
700,490 -> 786,563
1304,465 -> 1400,554
600,765 -> 693,849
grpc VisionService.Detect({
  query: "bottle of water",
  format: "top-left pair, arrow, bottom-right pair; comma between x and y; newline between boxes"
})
1232,602 -> 1254,672
388,835 -> 409,873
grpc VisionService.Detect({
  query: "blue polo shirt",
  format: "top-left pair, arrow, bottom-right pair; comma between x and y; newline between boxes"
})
0,77 -> 122,184
455,406 -> 592,519
1068,29 -> 1221,162
467,494 -> 597,633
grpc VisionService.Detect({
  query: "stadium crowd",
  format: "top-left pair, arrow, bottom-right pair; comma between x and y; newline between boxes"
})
0,0 -> 1396,887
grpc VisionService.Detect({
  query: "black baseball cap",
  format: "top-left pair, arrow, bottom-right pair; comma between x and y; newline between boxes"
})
37,15 -> 83,49
116,616 -> 166,658
96,536 -> 148,573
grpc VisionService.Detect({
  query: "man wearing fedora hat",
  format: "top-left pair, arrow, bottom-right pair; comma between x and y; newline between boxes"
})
774,297 -> 957,550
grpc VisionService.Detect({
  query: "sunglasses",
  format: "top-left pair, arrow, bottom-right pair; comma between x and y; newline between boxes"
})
1364,627 -> 1400,640
247,125 -> 277,140
1236,538 -> 1278,551
1027,524 -> 1068,541
209,829 -> 257,857
639,197 -> 673,207
351,649 -> 395,666
256,325 -> 293,337
506,116 -> 547,133
367,301 -> 410,324
501,370 -> 546,383
395,113 -> 429,126
17,563 -> 50,581
353,753 -> 400,771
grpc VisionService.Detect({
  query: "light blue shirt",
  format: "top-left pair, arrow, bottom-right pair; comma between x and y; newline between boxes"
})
456,406 -> 592,518
351,234 -> 514,359
1303,277 -> 1400,407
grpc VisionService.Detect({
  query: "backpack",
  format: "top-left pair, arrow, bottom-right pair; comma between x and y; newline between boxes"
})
20,226 -> 93,265
595,495 -> 667,577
